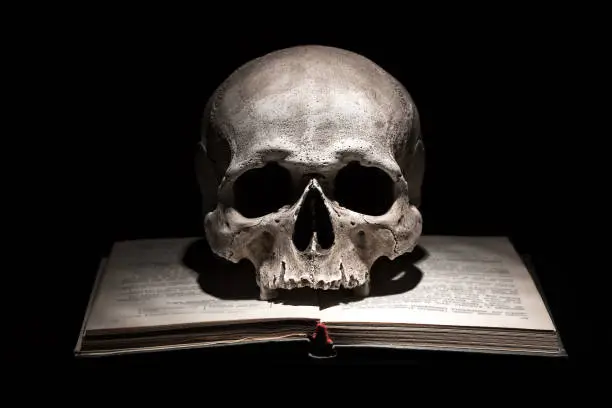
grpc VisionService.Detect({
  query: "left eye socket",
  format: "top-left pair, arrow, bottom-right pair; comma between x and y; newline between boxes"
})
232,162 -> 294,218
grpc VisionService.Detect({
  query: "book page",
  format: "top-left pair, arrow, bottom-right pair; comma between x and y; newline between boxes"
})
85,238 -> 320,332
319,236 -> 556,331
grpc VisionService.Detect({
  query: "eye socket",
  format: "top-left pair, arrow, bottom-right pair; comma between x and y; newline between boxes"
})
334,161 -> 395,216
233,162 -> 294,218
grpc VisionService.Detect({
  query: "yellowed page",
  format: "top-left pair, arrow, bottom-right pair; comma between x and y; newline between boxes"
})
319,236 -> 556,331
85,238 -> 320,331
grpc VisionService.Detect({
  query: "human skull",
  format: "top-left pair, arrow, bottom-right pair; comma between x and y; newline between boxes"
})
197,45 -> 424,300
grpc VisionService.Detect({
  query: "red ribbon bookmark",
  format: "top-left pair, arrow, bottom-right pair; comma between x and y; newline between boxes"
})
308,321 -> 337,358
311,321 -> 333,345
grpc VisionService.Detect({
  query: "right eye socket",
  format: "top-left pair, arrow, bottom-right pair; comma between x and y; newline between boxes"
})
232,162 -> 294,218
333,161 -> 396,216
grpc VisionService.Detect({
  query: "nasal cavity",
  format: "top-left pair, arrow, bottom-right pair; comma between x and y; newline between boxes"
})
292,188 -> 335,252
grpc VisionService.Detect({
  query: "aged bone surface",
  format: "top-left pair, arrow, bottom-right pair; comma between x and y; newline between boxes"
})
198,45 -> 424,300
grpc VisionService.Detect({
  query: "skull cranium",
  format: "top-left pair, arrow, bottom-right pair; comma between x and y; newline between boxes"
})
197,45 -> 424,300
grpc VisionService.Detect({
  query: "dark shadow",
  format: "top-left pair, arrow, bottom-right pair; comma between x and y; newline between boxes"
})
182,238 -> 260,299
317,245 -> 427,310
182,238 -> 426,309
270,288 -> 320,307
181,238 -> 318,306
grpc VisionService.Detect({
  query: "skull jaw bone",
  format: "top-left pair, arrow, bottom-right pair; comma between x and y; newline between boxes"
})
204,186 -> 422,301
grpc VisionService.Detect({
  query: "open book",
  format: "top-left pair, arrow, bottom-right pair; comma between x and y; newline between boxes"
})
75,235 -> 565,357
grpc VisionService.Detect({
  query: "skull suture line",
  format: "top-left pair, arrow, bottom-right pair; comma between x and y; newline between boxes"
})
198,45 -> 424,300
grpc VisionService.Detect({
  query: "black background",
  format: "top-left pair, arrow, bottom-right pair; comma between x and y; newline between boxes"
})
24,15 -> 592,374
